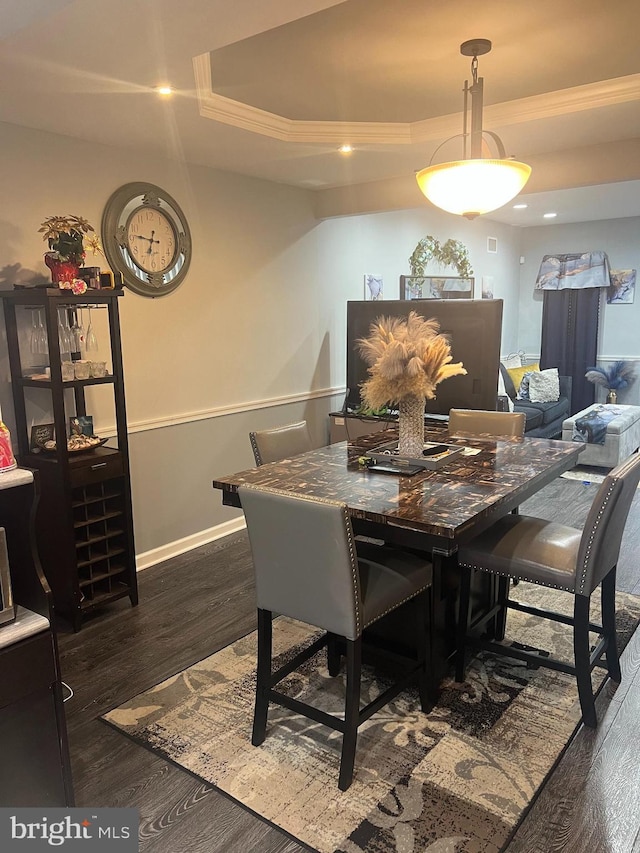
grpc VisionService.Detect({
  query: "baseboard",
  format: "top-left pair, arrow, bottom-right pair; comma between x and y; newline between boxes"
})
135,516 -> 247,572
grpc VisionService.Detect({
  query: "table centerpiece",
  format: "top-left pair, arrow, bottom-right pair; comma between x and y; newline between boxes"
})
357,311 -> 467,457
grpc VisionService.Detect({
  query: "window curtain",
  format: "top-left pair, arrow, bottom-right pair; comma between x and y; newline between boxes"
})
540,288 -> 600,415
535,251 -> 610,290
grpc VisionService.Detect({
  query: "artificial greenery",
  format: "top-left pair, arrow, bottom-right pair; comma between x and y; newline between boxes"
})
408,235 -> 473,279
354,402 -> 391,417
39,215 -> 102,264
357,311 -> 467,409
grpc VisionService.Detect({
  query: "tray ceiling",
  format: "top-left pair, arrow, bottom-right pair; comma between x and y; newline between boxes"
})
1,0 -> 639,223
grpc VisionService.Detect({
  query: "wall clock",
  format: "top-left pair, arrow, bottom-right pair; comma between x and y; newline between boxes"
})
101,182 -> 192,298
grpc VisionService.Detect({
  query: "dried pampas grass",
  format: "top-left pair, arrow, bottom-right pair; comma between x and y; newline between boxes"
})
357,311 -> 467,409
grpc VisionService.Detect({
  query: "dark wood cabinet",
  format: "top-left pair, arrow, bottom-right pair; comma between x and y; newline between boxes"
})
0,469 -> 74,806
1,289 -> 138,630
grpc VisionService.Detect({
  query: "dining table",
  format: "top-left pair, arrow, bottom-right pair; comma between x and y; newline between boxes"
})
212,425 -> 583,678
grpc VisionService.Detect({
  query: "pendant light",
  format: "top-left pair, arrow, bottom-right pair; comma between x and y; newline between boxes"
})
416,39 -> 531,219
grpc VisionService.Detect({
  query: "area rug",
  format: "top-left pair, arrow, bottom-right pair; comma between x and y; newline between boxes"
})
104,585 -> 640,853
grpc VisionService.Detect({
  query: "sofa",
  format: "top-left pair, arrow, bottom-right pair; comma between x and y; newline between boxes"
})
498,365 -> 572,438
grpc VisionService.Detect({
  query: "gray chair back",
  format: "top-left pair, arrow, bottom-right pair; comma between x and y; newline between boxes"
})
249,420 -> 312,466
576,452 -> 640,595
239,485 -> 362,639
449,408 -> 526,438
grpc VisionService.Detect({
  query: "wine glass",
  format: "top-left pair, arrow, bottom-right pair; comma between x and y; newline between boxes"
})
30,310 -> 41,355
69,308 -> 84,353
57,308 -> 72,357
35,309 -> 48,354
30,309 -> 48,355
85,307 -> 99,352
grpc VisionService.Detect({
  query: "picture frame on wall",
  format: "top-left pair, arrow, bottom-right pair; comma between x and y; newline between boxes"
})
400,275 -> 474,300
607,269 -> 636,304
364,274 -> 383,300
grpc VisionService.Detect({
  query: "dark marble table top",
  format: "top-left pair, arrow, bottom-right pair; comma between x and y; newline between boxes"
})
213,426 -> 583,547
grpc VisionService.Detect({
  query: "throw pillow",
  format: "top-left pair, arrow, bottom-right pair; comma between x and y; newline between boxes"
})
499,363 -> 517,400
517,371 -> 536,401
528,368 -> 560,403
507,362 -> 540,393
501,354 -> 523,369
497,368 -> 515,411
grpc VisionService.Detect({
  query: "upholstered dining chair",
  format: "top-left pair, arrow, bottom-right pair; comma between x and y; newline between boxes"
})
249,420 -> 312,466
239,483 -> 434,791
454,451 -> 640,728
448,408 -> 526,439
448,408 -> 527,615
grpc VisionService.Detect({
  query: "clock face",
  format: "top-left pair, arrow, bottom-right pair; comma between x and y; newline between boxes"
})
126,207 -> 177,274
101,182 -> 192,298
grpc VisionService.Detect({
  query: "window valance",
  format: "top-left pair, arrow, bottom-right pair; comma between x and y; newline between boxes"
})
535,251 -> 610,290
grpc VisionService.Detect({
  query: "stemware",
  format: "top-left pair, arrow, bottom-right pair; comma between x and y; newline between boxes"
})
69,308 -> 84,353
29,310 -> 40,355
85,307 -> 99,352
29,308 -> 48,355
35,309 -> 48,354
57,308 -> 72,357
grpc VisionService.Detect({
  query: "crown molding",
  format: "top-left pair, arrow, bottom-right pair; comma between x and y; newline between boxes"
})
193,53 -> 411,144
194,52 -> 640,147
482,73 -> 640,129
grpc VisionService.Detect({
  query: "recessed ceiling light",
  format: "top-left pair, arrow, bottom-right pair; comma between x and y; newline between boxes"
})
338,144 -> 354,155
155,86 -> 173,96
543,212 -> 557,218
513,203 -> 528,209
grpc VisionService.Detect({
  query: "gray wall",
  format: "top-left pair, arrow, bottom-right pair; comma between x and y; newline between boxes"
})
517,216 -> 640,404
0,120 -> 523,565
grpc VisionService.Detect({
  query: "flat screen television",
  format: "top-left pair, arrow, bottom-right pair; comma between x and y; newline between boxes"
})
345,299 -> 503,417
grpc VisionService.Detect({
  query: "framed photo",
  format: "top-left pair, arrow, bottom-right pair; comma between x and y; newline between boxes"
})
30,423 -> 55,452
69,415 -> 94,437
400,275 -> 474,300
481,276 -> 494,299
607,269 -> 636,304
364,274 -> 383,300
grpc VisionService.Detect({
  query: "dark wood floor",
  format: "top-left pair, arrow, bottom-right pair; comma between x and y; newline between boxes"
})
57,478 -> 640,853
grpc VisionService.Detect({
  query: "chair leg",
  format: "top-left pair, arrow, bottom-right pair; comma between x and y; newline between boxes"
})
252,608 -> 272,746
493,576 -> 510,641
601,567 -> 622,683
338,638 -> 362,791
327,632 -> 341,676
455,564 -> 472,682
574,595 -> 597,728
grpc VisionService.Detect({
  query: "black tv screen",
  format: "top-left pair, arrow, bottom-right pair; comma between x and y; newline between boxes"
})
346,299 -> 503,416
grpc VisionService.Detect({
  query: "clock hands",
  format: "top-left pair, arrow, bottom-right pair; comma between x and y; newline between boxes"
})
133,230 -> 160,253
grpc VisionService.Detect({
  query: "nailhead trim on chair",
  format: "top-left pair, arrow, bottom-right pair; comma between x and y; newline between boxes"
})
458,561 -> 575,593
362,583 -> 431,630
249,432 -> 262,466
343,504 -> 361,637
577,480 -> 615,596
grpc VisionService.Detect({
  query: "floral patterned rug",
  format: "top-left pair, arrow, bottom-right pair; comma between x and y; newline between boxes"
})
103,584 -> 640,853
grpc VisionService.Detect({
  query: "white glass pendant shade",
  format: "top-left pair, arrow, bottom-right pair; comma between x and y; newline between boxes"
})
416,159 -> 532,219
